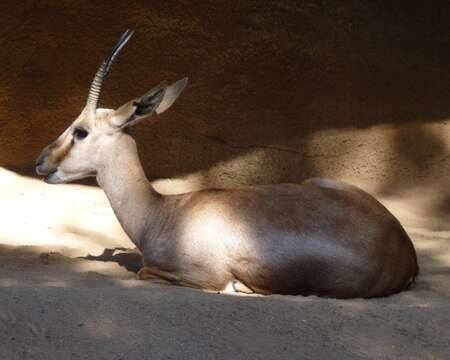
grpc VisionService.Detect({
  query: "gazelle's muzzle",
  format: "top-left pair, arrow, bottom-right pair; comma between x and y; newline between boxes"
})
35,146 -> 57,177
35,157 -> 62,184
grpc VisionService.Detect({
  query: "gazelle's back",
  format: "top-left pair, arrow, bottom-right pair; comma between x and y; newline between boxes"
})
141,179 -> 418,298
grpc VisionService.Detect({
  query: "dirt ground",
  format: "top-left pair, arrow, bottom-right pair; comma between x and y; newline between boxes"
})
0,169 -> 449,360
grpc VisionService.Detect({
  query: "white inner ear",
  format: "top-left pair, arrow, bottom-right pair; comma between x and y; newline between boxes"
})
155,78 -> 188,114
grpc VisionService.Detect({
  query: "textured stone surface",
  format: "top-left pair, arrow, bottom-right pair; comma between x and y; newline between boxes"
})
0,1 -> 449,196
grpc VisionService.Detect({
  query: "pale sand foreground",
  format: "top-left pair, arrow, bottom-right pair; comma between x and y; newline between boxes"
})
0,168 -> 449,359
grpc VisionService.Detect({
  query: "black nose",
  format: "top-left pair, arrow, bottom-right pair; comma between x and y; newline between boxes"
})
36,159 -> 43,167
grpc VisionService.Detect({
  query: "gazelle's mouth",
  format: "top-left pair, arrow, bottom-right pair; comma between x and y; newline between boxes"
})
44,170 -> 61,184
43,170 -> 96,184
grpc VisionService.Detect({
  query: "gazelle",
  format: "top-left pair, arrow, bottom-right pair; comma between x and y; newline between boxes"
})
36,30 -> 418,298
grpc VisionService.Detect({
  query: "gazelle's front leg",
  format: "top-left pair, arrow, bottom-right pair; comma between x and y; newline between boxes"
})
137,267 -> 255,295
137,266 -> 206,290
137,266 -> 180,285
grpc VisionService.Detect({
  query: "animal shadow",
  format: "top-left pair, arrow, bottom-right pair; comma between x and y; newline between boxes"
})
81,247 -> 143,273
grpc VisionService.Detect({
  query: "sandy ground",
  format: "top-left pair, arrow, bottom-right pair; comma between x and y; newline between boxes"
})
0,168 -> 449,360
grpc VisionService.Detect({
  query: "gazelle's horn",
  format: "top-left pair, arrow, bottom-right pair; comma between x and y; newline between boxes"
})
85,29 -> 135,113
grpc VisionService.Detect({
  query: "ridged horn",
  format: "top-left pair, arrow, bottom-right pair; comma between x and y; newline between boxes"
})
85,29 -> 135,113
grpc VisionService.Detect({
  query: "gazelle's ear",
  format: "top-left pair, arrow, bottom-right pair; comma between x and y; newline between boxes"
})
112,78 -> 188,128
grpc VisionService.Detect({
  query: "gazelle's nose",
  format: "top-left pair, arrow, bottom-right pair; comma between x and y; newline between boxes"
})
35,156 -> 50,175
36,164 -> 46,175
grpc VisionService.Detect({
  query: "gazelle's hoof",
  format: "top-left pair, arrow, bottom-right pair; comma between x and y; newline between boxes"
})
220,281 -> 254,295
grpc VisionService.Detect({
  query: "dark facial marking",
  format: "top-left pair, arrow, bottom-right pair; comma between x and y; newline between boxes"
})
73,127 -> 89,140
51,138 -> 74,164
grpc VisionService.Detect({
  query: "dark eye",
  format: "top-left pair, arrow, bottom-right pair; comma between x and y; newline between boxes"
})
73,127 -> 89,140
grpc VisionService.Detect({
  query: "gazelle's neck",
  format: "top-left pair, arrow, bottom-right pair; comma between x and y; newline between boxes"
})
96,133 -> 164,250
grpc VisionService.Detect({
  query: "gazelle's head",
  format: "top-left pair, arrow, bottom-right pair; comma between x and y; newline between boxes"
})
36,30 -> 187,184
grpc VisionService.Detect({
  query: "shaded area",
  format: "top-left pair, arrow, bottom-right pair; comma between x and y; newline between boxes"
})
2,287 -> 448,360
0,227 -> 449,360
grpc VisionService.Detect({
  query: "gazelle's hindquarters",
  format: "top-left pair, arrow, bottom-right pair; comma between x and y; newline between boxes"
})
143,180 -> 418,298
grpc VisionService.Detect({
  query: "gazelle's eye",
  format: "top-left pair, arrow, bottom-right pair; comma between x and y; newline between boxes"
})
73,127 -> 89,140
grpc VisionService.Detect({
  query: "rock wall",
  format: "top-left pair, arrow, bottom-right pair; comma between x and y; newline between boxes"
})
0,1 -> 449,198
